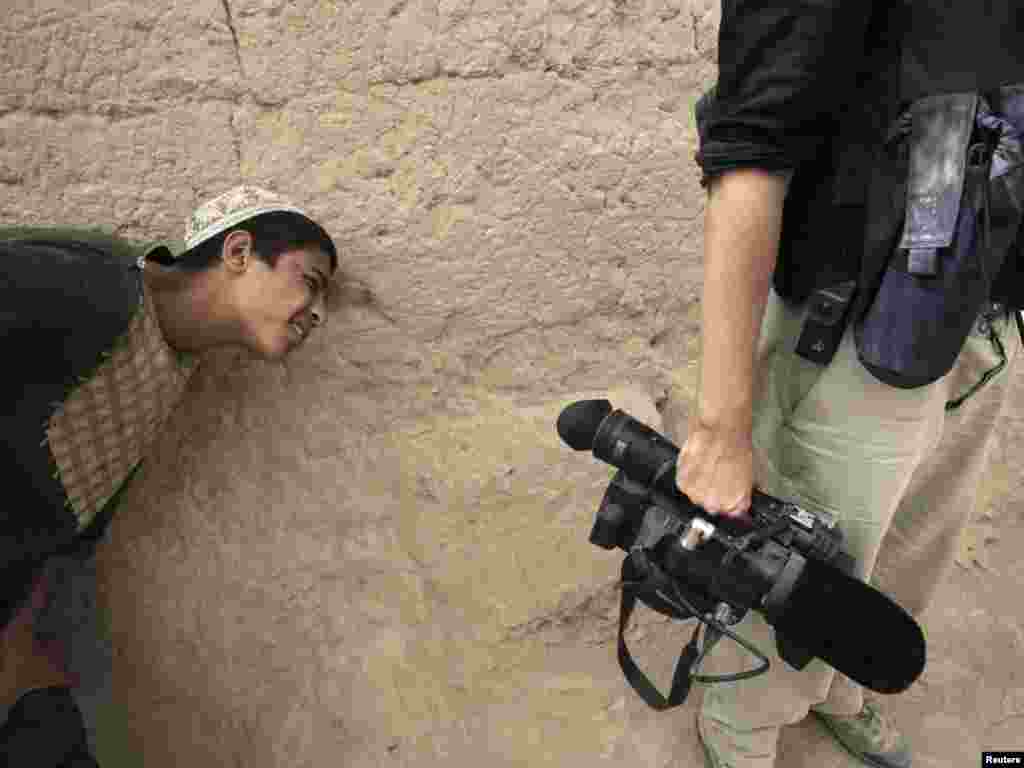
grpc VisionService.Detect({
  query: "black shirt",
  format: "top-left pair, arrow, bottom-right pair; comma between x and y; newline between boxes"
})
693,0 -> 885,187
693,1 -> 1024,309
693,1 -> 908,306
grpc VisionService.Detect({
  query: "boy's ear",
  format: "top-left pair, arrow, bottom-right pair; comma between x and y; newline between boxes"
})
221,229 -> 255,268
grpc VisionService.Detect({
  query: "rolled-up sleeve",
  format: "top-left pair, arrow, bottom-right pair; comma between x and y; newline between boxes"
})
695,0 -> 875,188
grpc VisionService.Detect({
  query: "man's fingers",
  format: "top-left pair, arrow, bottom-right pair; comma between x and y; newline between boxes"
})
678,491 -> 750,518
720,498 -> 752,519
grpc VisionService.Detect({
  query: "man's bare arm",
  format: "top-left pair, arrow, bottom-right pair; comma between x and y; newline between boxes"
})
675,166 -> 792,517
697,167 -> 793,434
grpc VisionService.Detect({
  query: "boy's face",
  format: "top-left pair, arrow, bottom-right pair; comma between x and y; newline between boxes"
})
226,232 -> 333,361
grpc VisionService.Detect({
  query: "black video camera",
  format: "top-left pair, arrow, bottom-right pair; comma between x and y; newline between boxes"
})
557,399 -> 926,710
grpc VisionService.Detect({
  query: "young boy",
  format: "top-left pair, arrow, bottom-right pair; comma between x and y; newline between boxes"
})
1,186 -> 337,765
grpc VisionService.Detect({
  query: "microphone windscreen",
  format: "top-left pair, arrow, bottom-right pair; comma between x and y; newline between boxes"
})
769,556 -> 926,694
557,399 -> 613,451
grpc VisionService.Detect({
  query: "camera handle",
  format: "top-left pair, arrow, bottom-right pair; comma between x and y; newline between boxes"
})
616,545 -> 771,711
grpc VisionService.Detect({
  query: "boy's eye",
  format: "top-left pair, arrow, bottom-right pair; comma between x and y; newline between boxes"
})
305,276 -> 319,292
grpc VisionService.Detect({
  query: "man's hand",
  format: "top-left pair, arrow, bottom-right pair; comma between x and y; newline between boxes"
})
0,573 -> 72,715
676,418 -> 755,519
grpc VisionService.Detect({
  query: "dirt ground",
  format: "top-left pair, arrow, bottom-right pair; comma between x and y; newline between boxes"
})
91,451 -> 1023,768
589,497 -> 1024,768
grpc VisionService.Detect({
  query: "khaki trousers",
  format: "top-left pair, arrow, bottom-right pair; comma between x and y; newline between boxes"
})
700,286 -> 1022,746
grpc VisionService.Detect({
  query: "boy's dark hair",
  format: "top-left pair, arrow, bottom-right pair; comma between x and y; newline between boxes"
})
171,211 -> 337,274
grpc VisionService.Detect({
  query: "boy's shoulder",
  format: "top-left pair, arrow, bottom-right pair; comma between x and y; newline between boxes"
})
0,225 -> 179,264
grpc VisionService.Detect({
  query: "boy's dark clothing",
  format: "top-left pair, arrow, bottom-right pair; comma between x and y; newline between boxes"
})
1,227 -> 180,626
1,227 -> 190,766
0,688 -> 99,768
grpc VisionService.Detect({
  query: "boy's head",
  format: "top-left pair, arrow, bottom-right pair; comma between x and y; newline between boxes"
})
159,186 -> 338,360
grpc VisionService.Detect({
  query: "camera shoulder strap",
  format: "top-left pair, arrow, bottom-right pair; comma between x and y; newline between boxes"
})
617,549 -> 705,710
